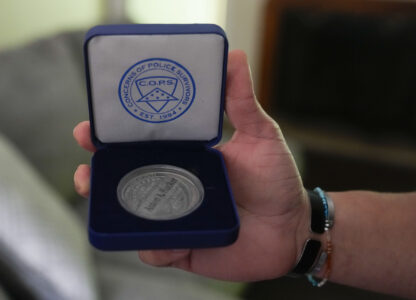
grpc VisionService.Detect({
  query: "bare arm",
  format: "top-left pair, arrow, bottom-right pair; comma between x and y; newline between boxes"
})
306,191 -> 416,299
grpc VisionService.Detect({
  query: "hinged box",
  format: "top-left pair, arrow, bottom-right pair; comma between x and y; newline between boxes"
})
84,24 -> 240,250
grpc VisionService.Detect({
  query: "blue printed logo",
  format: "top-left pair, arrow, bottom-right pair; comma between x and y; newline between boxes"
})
119,58 -> 196,123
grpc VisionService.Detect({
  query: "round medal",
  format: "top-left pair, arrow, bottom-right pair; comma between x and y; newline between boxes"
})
117,165 -> 204,220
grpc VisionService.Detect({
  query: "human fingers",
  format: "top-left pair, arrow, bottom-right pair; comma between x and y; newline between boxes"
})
226,50 -> 278,139
73,121 -> 96,152
139,249 -> 191,268
74,164 -> 91,198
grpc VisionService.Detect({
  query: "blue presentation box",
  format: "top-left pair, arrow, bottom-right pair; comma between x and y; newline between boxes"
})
83,24 -> 240,250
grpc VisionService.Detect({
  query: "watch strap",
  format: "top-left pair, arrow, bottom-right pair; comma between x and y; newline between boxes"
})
308,190 -> 326,234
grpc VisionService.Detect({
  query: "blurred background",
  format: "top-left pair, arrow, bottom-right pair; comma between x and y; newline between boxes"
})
0,0 -> 415,299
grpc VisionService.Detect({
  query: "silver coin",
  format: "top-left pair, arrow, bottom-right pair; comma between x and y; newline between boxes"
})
117,165 -> 204,220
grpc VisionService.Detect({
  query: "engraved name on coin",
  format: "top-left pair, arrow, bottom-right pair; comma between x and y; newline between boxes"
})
117,165 -> 204,220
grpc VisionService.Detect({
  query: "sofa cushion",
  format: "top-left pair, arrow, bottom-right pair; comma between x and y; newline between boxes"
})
0,32 -> 90,200
0,133 -> 97,300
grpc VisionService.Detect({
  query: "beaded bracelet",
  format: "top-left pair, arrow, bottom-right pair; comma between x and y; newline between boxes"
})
314,187 -> 334,229
307,226 -> 333,287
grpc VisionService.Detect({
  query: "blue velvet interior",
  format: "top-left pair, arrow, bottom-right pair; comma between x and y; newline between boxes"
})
89,146 -> 238,235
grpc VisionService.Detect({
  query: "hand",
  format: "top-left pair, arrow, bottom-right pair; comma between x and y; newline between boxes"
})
73,50 -> 309,282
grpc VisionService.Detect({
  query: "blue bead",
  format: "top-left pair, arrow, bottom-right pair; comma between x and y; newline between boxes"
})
315,187 -> 329,219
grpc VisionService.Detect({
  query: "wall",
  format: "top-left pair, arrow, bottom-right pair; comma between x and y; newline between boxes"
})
126,0 -> 227,28
0,0 -> 268,91
0,0 -> 104,50
225,0 -> 268,92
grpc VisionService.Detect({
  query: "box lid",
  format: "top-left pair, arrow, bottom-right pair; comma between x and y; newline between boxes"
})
84,24 -> 228,148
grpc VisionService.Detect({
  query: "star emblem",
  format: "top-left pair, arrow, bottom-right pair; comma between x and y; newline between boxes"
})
135,76 -> 179,113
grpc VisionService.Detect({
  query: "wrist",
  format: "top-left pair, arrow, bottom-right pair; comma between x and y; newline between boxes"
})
294,188 -> 313,264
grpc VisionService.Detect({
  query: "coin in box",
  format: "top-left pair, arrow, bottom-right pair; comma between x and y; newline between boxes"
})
117,165 -> 204,220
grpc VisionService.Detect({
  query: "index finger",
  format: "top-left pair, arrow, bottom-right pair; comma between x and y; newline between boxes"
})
73,121 -> 96,153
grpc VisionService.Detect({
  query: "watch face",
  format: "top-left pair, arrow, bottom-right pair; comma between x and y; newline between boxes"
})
117,165 -> 204,220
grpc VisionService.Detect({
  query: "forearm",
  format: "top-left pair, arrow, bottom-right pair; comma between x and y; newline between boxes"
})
326,191 -> 416,299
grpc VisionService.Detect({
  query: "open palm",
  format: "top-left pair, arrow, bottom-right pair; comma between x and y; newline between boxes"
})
74,50 -> 308,282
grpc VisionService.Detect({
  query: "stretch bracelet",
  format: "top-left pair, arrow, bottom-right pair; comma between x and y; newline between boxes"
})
314,187 -> 334,229
307,227 -> 333,287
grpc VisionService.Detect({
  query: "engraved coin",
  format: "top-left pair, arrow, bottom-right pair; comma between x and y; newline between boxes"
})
117,165 -> 204,220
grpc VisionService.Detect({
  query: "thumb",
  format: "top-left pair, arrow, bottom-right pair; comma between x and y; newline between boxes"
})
225,50 -> 277,139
